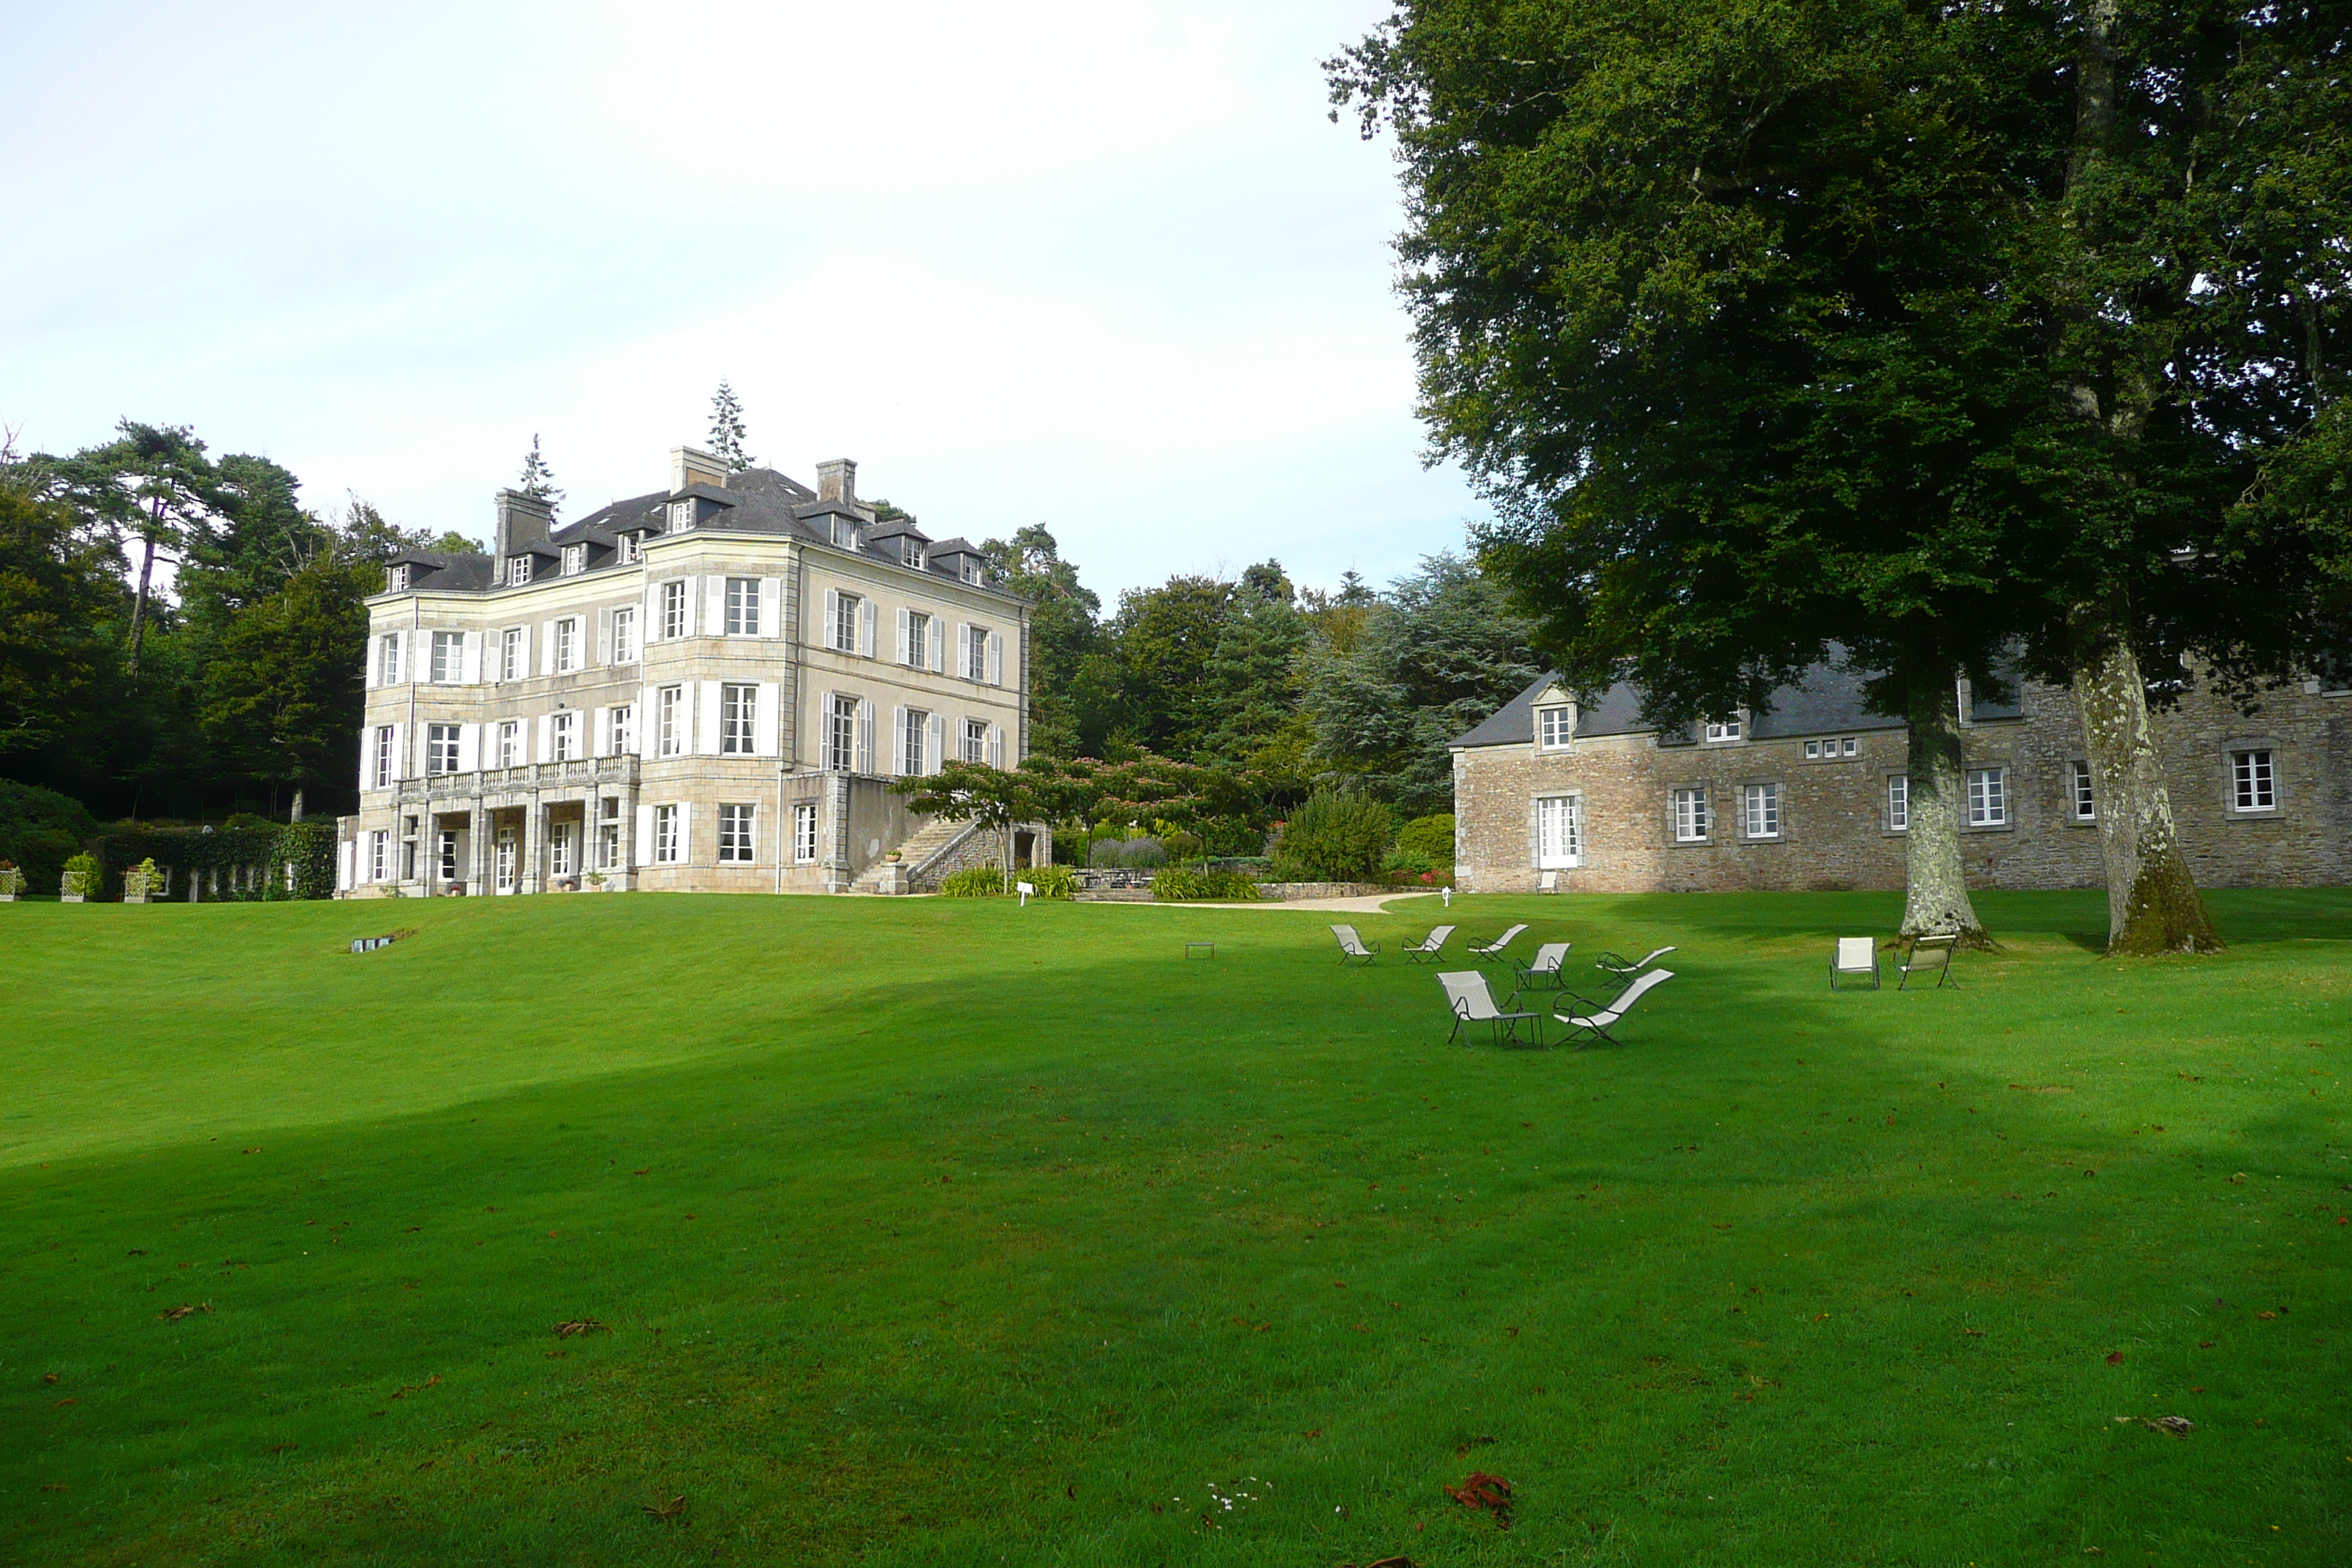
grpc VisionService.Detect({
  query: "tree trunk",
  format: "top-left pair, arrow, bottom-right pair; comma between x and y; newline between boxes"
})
2069,608 -> 2222,954
1899,670 -> 1989,943
127,535 -> 157,676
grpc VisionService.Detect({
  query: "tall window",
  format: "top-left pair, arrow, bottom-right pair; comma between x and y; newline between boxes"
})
430,630 -> 464,683
905,611 -> 930,668
2069,759 -> 2097,821
610,704 -> 634,755
717,804 -> 755,863
1888,774 -> 1910,832
619,533 -> 642,565
426,723 -> 460,775
1672,786 -> 1709,843
550,821 -> 574,876
657,685 -> 685,757
831,516 -> 859,549
667,500 -> 695,533
437,829 -> 458,881
794,802 -> 818,864
1535,794 -> 1582,869
1537,707 -> 1574,749
377,634 -> 402,685
501,627 -> 525,682
826,694 -> 858,772
900,537 -> 926,569
654,804 -> 682,862
551,712 -> 578,761
369,831 -> 389,882
1965,767 -> 2007,826
720,684 -> 757,755
725,578 -> 761,636
508,554 -> 532,586
1741,782 -> 1782,839
612,606 -> 638,663
562,543 -> 585,576
554,617 -> 578,672
832,592 -> 862,652
661,579 -> 687,640
496,720 -> 521,769
372,725 -> 394,789
963,717 -> 989,764
1704,716 -> 1743,743
900,707 -> 930,775
596,797 -> 620,870
2231,749 -> 2276,811
963,624 -> 989,680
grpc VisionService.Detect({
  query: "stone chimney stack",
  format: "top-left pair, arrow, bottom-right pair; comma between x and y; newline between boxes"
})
670,445 -> 728,494
816,459 -> 857,505
494,489 -> 554,563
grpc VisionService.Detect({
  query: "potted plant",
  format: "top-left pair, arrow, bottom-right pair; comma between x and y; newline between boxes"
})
0,860 -> 20,901
60,853 -> 102,903
586,870 -> 608,891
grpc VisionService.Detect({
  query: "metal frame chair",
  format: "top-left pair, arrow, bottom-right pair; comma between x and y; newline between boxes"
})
1401,924 -> 1456,963
1537,870 -> 1559,894
1439,970 -> 1544,1047
1553,968 -> 1676,1046
1899,934 -> 1959,990
1466,924 -> 1529,964
1330,924 -> 1382,967
1508,941 -> 1573,1003
1596,946 -> 1677,979
1829,937 -> 1880,991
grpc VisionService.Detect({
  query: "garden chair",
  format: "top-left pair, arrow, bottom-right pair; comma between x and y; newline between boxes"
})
1508,941 -> 1573,1002
1401,924 -> 1456,963
1553,968 -> 1676,1047
1466,923 -> 1528,963
1829,938 -> 1880,991
1330,924 -> 1382,967
1898,934 -> 1959,990
1537,870 -> 1558,894
1595,946 -> 1677,979
1439,971 -> 1544,1047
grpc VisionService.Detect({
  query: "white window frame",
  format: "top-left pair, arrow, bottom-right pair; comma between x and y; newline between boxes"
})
1741,782 -> 1782,840
660,580 -> 687,641
377,634 -> 403,686
610,704 -> 634,755
900,706 -> 930,776
793,802 -> 818,864
551,711 -> 578,762
372,725 -> 394,789
1671,786 -> 1709,843
724,577 -> 761,636
1704,716 -> 1743,744
717,803 -> 755,864
2068,759 -> 2097,821
963,624 -> 988,681
554,617 -> 578,673
597,798 -> 622,870
429,630 -> 464,684
2231,748 -> 2277,813
619,533 -> 642,565
654,804 -> 682,863
825,694 -> 857,772
549,821 -> 575,876
962,717 -> 988,764
508,554 -> 533,587
657,685 -> 685,758
1537,706 -> 1574,750
720,683 -> 757,755
611,606 -> 638,664
832,592 -> 862,653
496,719 -> 522,769
1965,767 -> 2008,827
1888,774 -> 1910,833
500,626 -> 525,682
1534,794 -> 1583,870
565,544 -> 585,576
905,611 -> 930,669
667,500 -> 695,534
387,564 -> 410,594
426,723 -> 461,776
369,830 -> 389,882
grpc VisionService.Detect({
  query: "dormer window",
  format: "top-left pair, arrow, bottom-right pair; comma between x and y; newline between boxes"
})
901,538 -> 926,570
507,555 -> 532,587
1537,706 -> 1575,750
830,516 -> 860,550
562,543 -> 585,576
387,564 -> 410,594
618,532 -> 642,565
959,559 -> 981,584
668,500 -> 696,534
1703,715 -> 1743,743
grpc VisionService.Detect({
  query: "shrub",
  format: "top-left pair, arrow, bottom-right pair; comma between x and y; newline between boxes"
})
940,867 -> 1009,897
1151,868 -> 1261,901
1118,837 -> 1168,870
0,780 -> 99,900
1022,864 -> 1078,900
1397,813 -> 1457,863
1271,790 -> 1395,882
61,853 -> 102,898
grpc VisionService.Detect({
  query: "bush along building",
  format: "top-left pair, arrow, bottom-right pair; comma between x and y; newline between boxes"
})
336,447 -> 1041,897
1450,665 -> 2351,895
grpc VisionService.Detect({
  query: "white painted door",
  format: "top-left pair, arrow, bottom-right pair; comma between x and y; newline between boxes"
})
1536,795 -> 1583,870
495,827 -> 519,894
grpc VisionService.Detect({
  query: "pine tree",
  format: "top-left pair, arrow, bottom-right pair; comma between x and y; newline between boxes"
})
708,381 -> 754,472
516,435 -> 563,512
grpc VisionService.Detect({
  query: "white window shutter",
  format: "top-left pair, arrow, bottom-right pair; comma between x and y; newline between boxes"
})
338,840 -> 355,891
696,681 -> 721,755
986,630 -> 1003,685
759,577 -> 782,638
390,723 -> 406,781
928,625 -> 943,674
706,576 -> 725,636
595,608 -> 611,664
536,714 -> 553,761
823,587 -> 840,649
644,581 -> 662,640
539,620 -> 554,674
456,723 -> 480,773
896,607 -> 911,666
638,685 -> 657,755
859,599 -> 876,658
461,631 -> 483,685
635,804 -> 654,867
927,713 -> 945,774
364,639 -> 379,690
676,803 -> 691,862
754,682 -> 780,756
594,706 -> 611,757
357,731 -> 372,792
987,723 -> 1003,768
892,706 -> 908,774
856,698 -> 875,772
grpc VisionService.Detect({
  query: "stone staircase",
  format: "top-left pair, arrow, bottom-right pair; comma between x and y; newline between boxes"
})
849,815 -> 986,894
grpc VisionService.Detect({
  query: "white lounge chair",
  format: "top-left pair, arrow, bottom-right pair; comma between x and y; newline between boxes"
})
1830,938 -> 1879,990
1509,941 -> 1572,1000
1553,968 -> 1675,1046
1331,924 -> 1382,967
1899,934 -> 1958,990
1597,946 -> 1677,979
1439,970 -> 1544,1047
1402,924 -> 1456,963
1466,923 -> 1528,963
1537,870 -> 1559,894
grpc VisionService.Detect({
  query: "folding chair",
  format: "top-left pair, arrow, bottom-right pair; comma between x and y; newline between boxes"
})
1595,946 -> 1677,979
1553,968 -> 1675,1046
1330,924 -> 1382,967
1439,970 -> 1544,1047
1508,942 -> 1573,1003
1466,923 -> 1528,963
1829,937 -> 1880,991
1537,870 -> 1559,894
1401,924 -> 1456,963
1898,934 -> 1959,990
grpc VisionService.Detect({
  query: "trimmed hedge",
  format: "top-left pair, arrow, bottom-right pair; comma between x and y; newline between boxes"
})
1150,868 -> 1262,902
86,821 -> 338,902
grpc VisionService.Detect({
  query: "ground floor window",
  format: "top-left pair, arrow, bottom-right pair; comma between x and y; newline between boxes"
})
794,802 -> 818,864
1535,794 -> 1582,869
369,831 -> 389,881
718,804 -> 755,864
900,707 -> 930,776
1887,774 -> 1909,832
963,717 -> 988,764
1741,782 -> 1782,839
437,829 -> 458,881
2231,748 -> 2275,812
494,826 -> 518,892
1966,767 -> 2008,826
550,821 -> 575,876
655,804 -> 682,864
1671,786 -> 1709,843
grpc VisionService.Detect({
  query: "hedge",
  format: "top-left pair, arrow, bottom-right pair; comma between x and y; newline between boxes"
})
1150,868 -> 1261,902
86,821 -> 339,902
939,865 -> 1077,900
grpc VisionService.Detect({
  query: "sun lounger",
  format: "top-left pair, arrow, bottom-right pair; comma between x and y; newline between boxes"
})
1331,924 -> 1382,967
1509,941 -> 1573,1001
1537,870 -> 1558,894
1830,937 -> 1880,990
1595,946 -> 1677,979
1439,970 -> 1544,1047
1402,924 -> 1456,963
1466,923 -> 1528,963
1899,934 -> 1958,990
1553,968 -> 1675,1046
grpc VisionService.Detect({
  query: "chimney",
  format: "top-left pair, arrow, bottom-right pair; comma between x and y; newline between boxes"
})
670,445 -> 728,494
816,458 -> 857,505
494,488 -> 554,562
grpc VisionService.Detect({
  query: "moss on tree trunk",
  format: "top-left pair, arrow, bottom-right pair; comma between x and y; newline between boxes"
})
1899,671 -> 1989,946
2069,608 -> 2222,956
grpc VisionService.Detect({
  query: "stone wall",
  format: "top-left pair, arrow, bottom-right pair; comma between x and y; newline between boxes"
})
1454,676 -> 2352,894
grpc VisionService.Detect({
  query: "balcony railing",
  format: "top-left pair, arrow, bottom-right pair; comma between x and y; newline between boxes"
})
393,755 -> 639,804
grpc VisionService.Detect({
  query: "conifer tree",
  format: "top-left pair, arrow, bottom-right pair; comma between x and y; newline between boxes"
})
516,434 -> 563,513
708,381 -> 755,472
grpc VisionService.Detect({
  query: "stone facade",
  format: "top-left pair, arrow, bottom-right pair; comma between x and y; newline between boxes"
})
1452,668 -> 2352,895
336,445 -> 1036,898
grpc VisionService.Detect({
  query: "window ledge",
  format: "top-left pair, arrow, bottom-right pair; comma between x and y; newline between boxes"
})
1961,823 -> 2015,834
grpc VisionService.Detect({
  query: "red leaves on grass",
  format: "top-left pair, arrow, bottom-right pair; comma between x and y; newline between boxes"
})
159,1303 -> 211,1321
2106,1352 -> 2125,1365
553,1319 -> 608,1338
1445,1471 -> 1513,1529
52,1398 -> 78,1407
389,1375 -> 440,1401
642,1495 -> 687,1521
1229,1316 -> 1271,1333
2257,1311 -> 2278,1320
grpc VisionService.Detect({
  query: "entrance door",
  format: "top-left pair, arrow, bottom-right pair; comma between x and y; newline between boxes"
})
549,822 -> 574,878
495,826 -> 519,894
1536,795 -> 1583,870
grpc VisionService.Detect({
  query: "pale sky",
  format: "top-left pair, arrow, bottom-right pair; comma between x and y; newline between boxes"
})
0,0 -> 1485,603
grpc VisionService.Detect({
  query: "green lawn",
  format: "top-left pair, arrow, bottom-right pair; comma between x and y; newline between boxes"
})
3,889 -> 2348,1566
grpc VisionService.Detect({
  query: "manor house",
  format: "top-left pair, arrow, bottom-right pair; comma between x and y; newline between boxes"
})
1450,664 -> 2352,894
336,446 -> 1037,897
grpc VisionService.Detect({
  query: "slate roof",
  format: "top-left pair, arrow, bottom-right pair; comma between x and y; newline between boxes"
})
1453,660 -> 2016,749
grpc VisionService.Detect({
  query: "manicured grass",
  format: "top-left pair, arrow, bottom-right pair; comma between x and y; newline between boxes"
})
3,888 -> 2348,1565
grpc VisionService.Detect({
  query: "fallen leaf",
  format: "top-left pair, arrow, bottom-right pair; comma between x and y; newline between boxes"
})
642,1495 -> 687,1521
241,1147 -> 263,1154
159,1303 -> 211,1321
633,1169 -> 649,1175
52,1398 -> 78,1407
265,1443 -> 297,1454
42,1373 -> 58,1384
2198,1341 -> 2214,1349
38,1484 -> 66,1493
2106,1352 -> 2125,1365
1303,1428 -> 1322,1439
1964,1328 -> 1986,1338
389,1374 -> 440,1401
552,1319 -> 608,1338
2258,1311 -> 2277,1320
1351,1322 -> 1371,1333
1444,1471 -> 1513,1529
